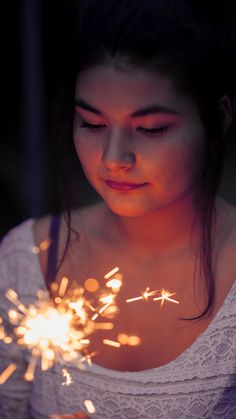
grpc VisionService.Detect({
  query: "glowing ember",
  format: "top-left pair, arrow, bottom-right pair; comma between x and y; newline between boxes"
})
128,335 -> 141,346
117,333 -> 129,345
31,238 -> 51,255
84,278 -> 99,293
117,333 -> 141,346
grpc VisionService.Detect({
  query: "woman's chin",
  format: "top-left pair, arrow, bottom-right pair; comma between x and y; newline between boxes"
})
106,201 -> 151,218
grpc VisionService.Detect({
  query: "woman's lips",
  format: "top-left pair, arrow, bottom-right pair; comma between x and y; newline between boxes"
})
105,180 -> 147,191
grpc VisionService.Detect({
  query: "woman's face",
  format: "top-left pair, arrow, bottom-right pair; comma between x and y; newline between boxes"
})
73,63 -> 207,217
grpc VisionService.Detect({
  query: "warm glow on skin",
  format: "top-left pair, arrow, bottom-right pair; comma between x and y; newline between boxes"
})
73,63 -> 207,224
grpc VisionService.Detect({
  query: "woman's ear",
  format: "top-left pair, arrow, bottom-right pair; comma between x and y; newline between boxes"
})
216,95 -> 232,138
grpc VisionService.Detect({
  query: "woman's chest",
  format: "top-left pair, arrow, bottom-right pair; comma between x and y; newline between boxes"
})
57,229 -> 236,372
88,289 -> 212,371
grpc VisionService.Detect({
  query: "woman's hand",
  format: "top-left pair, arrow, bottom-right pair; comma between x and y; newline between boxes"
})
49,413 -> 90,419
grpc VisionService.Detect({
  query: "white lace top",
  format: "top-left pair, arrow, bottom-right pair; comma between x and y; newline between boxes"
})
0,220 -> 236,419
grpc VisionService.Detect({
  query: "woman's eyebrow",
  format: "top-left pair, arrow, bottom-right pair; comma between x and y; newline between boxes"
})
131,104 -> 180,117
74,99 -> 102,115
74,98 -> 179,117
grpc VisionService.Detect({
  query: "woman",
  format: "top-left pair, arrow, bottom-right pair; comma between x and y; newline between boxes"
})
1,0 -> 236,417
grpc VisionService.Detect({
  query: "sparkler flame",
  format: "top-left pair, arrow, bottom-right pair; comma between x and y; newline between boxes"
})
0,255 -> 179,396
0,267 -> 123,383
0,236 -> 182,419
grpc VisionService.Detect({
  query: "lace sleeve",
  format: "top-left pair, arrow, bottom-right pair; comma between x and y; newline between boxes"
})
0,231 -> 31,419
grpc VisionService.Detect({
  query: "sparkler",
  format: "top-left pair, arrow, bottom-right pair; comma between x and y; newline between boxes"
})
0,246 -> 180,419
0,267 -> 123,384
0,230 -> 182,419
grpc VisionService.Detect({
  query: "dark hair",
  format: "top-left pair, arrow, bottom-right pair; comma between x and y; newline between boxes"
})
54,0 -> 236,318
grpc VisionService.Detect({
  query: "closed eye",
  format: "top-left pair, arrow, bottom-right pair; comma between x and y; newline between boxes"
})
137,126 -> 169,136
80,121 -> 106,130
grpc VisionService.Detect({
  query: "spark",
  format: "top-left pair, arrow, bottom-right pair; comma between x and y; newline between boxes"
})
62,368 -> 73,386
117,333 -> 141,346
117,333 -> 129,345
91,295 -> 116,320
104,267 -> 120,280
84,278 -> 99,293
0,363 -> 17,384
128,335 -> 141,346
126,287 -> 160,303
79,351 -> 97,366
153,289 -> 179,307
31,238 -> 51,255
103,339 -> 121,348
84,399 -> 96,414
99,294 -> 116,305
24,357 -> 38,381
58,276 -> 69,298
94,322 -> 114,330
106,278 -> 122,292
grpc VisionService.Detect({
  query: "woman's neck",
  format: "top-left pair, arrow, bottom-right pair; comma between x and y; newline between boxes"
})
102,195 -> 201,260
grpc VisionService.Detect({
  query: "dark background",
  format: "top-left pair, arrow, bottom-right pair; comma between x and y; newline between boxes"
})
0,0 -> 97,239
1,1 -> 236,239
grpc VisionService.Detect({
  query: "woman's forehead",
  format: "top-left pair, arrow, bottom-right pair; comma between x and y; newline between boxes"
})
75,63 -> 197,118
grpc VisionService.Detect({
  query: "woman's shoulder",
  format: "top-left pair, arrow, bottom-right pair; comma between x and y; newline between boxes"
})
33,214 -> 52,246
0,218 -> 44,296
0,218 -> 35,257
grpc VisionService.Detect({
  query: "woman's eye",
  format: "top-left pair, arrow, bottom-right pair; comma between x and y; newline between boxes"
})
80,121 -> 106,130
138,126 -> 169,136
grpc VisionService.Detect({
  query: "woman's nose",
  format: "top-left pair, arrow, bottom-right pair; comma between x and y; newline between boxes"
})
102,128 -> 135,171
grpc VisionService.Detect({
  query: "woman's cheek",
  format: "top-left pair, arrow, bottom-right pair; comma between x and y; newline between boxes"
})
74,135 -> 101,179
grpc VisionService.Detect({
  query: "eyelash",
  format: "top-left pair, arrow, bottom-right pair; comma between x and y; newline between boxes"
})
79,121 -> 169,136
137,126 -> 169,135
80,121 -> 106,130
